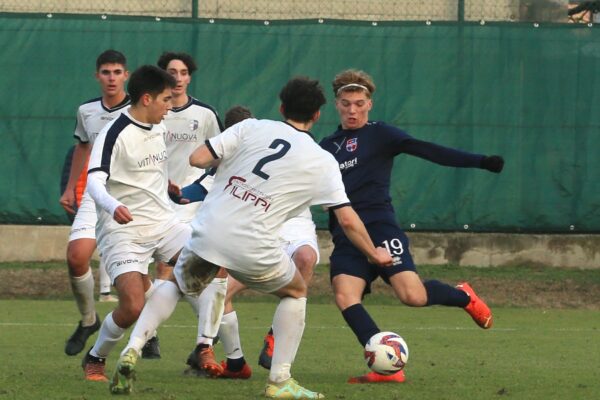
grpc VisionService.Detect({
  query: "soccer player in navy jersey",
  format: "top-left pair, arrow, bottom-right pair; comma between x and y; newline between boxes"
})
319,69 -> 504,384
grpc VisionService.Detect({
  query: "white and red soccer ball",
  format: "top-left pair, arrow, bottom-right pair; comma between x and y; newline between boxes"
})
364,331 -> 409,375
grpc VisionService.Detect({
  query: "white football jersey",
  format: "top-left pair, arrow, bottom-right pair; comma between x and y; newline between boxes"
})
74,96 -> 131,145
88,110 -> 179,244
163,97 -> 222,222
188,118 -> 349,273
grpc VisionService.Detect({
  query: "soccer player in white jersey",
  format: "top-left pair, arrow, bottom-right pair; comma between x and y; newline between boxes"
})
141,52 -> 228,369
181,106 -> 321,380
59,50 -> 130,357
80,65 -> 191,385
113,77 -> 393,399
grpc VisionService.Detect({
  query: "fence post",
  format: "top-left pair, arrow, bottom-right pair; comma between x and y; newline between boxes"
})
457,0 -> 464,22
192,0 -> 199,18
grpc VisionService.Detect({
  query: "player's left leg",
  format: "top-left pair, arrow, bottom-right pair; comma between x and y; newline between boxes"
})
265,268 -> 323,399
258,244 -> 318,370
388,268 -> 492,329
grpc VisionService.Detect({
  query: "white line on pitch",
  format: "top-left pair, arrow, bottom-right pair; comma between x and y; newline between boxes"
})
0,321 -> 596,332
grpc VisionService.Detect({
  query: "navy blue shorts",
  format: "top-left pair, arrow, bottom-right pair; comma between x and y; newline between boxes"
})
329,219 -> 416,295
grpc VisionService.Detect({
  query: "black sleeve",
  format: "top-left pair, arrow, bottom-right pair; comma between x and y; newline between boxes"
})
401,138 -> 485,168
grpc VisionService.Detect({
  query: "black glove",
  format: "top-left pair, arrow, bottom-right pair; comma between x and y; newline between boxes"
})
480,155 -> 504,173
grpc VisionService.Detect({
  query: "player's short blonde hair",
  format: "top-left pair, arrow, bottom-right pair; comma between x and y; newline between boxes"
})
332,69 -> 376,98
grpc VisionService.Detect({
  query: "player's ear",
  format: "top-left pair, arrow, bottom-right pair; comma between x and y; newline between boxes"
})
141,93 -> 152,106
312,110 -> 321,123
124,70 -> 130,80
279,104 -> 285,116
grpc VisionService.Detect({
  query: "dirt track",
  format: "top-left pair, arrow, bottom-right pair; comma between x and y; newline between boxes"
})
2,267 -> 599,309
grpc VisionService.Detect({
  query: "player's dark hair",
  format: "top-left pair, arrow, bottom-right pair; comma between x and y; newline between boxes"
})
279,76 -> 326,123
96,49 -> 127,70
224,105 -> 253,129
127,65 -> 176,104
157,52 -> 198,75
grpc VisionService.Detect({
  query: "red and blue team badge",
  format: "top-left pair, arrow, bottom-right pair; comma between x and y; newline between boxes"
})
346,137 -> 358,152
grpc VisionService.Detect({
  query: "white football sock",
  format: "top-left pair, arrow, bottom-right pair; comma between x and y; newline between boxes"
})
69,268 -> 96,326
196,277 -> 227,345
219,311 -> 244,359
269,297 -> 306,383
98,259 -> 111,294
153,278 -> 167,287
124,280 -> 181,355
144,281 -> 155,300
184,293 -> 200,317
90,311 -> 124,358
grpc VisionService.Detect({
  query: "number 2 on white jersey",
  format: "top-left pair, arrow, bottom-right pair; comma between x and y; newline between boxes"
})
252,139 -> 291,180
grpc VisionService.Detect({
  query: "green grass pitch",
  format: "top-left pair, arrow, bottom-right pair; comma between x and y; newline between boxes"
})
1,300 -> 599,399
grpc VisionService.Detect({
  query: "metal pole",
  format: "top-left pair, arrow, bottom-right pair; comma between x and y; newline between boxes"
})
458,0 -> 464,22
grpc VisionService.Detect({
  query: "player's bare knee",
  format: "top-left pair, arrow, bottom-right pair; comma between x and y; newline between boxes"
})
334,291 -> 357,311
66,249 -> 91,276
296,258 -> 316,284
398,291 -> 427,307
294,250 -> 317,272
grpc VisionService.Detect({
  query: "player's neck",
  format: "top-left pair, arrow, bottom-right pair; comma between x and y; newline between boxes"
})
286,119 -> 313,132
102,91 -> 127,109
171,93 -> 189,108
128,106 -> 152,125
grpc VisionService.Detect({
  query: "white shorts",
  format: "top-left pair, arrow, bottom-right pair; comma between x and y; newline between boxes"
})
280,215 -> 320,264
103,222 -> 191,284
69,191 -> 97,241
174,245 -> 296,295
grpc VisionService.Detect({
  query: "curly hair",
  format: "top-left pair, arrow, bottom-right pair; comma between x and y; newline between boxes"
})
157,52 -> 198,75
279,76 -> 326,123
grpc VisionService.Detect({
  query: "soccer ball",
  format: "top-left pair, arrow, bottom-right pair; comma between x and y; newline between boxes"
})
364,331 -> 409,375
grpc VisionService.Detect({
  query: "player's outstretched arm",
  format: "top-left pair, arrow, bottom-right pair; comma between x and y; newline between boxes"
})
401,138 -> 504,173
332,206 -> 393,267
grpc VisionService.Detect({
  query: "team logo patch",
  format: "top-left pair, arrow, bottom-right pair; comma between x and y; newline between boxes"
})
189,119 -> 199,131
346,138 -> 358,152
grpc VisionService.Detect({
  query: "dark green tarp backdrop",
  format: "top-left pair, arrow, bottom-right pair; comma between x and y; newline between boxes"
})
1,14 -> 598,232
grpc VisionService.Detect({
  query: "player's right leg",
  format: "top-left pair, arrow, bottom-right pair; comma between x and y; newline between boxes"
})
82,271 -> 148,382
111,278 -> 182,393
212,276 -> 252,379
65,195 -> 102,356
66,238 -> 100,356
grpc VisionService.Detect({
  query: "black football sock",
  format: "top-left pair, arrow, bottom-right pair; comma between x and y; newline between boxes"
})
424,279 -> 469,307
342,303 -> 380,347
226,356 -> 246,372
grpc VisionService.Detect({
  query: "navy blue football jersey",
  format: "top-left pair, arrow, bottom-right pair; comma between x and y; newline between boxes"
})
320,121 -> 484,238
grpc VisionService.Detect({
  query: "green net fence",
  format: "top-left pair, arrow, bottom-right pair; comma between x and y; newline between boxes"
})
0,13 -> 598,232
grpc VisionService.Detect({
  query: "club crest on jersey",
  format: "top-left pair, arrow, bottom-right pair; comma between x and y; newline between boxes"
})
346,138 -> 358,152
189,119 -> 199,131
